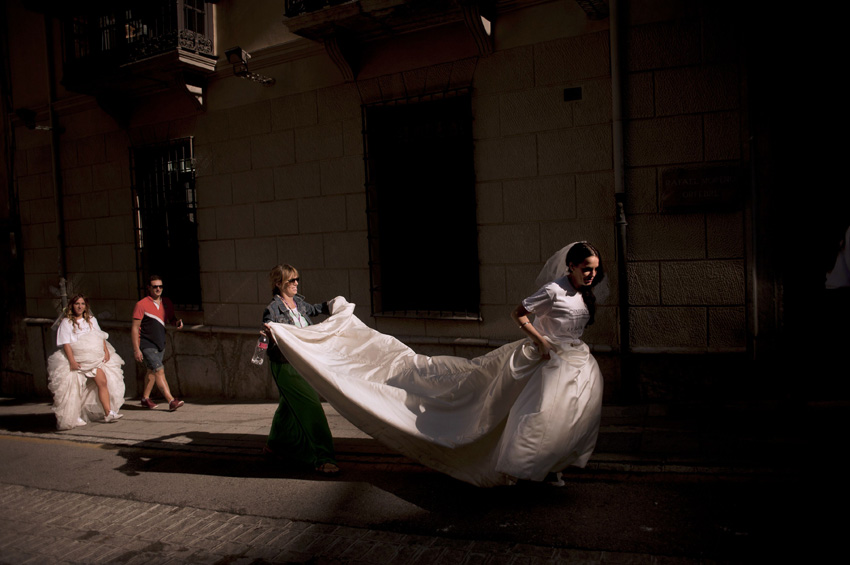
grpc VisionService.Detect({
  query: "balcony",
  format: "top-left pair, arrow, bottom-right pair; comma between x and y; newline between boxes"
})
282,1 -> 607,43
285,1 -> 355,19
59,1 -> 216,110
283,0 -> 464,43
282,0 -> 495,81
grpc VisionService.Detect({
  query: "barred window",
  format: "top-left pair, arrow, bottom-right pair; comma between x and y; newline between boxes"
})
131,138 -> 202,310
363,91 -> 480,319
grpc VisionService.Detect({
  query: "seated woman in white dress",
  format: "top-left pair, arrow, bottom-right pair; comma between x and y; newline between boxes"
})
47,294 -> 126,429
266,241 -> 605,487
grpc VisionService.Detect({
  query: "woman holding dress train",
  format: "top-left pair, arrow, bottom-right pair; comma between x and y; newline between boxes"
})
265,241 -> 605,486
261,264 -> 339,475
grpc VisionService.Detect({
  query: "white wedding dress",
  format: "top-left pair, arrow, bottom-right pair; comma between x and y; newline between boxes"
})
47,329 -> 126,430
266,282 -> 603,487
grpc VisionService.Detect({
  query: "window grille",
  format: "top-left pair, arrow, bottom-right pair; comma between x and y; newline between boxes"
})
131,138 -> 202,310
363,90 -> 480,319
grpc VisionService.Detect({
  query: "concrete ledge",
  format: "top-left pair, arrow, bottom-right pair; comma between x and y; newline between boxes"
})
24,317 -> 262,336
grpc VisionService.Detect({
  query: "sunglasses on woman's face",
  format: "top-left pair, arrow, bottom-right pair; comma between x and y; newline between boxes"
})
287,278 -> 300,284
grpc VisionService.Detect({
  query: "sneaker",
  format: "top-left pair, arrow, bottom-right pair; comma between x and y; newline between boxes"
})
169,399 -> 184,411
140,397 -> 158,409
75,418 -> 87,426
104,411 -> 123,423
545,472 -> 565,487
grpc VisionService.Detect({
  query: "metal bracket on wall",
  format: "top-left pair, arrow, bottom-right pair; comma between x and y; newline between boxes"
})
324,35 -> 357,82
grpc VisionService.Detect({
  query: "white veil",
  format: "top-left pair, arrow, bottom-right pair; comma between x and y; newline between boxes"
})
534,241 -> 609,303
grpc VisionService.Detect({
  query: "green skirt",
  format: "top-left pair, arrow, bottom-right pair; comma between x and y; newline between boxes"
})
267,360 -> 336,467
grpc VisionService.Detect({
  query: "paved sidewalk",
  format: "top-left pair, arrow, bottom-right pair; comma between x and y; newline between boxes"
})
0,397 -> 798,476
0,398 -> 392,461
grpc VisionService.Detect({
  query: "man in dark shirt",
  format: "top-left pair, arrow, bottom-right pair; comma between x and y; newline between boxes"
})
132,275 -> 185,411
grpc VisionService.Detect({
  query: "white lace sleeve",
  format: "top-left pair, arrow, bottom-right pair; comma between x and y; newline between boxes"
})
522,284 -> 555,317
56,319 -> 73,346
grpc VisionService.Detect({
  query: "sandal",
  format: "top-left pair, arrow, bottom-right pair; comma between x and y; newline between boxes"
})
315,462 -> 340,475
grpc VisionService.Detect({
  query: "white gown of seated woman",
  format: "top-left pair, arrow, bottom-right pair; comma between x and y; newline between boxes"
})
47,319 -> 126,430
266,276 -> 603,487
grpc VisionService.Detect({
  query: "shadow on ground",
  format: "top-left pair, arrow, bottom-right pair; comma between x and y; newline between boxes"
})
100,430 -> 799,561
0,412 -> 58,433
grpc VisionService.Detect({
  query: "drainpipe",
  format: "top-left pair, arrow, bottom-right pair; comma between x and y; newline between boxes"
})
608,0 -> 634,398
44,14 -> 67,309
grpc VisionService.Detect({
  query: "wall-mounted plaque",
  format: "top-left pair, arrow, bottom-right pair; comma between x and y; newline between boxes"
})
660,165 -> 743,213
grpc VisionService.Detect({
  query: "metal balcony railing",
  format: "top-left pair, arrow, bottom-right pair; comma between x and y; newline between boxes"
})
63,0 -> 214,68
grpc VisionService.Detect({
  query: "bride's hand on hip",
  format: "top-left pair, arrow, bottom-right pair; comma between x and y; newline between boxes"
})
534,338 -> 552,360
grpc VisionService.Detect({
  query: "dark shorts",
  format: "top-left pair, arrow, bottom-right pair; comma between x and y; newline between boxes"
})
141,347 -> 164,371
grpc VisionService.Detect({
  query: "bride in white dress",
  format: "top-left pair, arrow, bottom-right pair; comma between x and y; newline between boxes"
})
266,242 -> 605,487
47,294 -> 126,429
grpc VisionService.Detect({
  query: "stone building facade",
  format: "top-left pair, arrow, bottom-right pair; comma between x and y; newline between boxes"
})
1,0 -> 803,402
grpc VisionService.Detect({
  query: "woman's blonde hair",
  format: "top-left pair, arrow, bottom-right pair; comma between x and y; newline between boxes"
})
64,294 -> 93,330
269,264 -> 298,296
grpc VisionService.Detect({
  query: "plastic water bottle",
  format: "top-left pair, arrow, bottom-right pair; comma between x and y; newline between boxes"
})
251,332 -> 269,366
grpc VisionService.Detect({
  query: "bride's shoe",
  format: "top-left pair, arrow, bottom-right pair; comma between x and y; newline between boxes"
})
75,418 -> 87,426
545,472 -> 565,487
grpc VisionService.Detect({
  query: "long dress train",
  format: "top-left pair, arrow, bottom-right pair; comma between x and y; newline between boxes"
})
47,330 -> 126,430
266,297 -> 602,487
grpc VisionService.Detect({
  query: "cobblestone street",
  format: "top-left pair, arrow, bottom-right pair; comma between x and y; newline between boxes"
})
0,398 -> 792,564
0,483 -> 689,565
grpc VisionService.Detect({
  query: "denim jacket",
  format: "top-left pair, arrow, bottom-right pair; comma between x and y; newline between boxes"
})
262,294 -> 329,364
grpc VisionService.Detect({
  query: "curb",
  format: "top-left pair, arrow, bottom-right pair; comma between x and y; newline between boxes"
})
1,429 -> 795,478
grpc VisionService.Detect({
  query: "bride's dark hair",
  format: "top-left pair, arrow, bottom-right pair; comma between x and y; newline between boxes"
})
565,242 -> 604,326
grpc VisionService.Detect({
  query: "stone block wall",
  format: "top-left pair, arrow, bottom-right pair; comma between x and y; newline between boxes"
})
623,13 -> 746,352
16,106 -> 136,324
9,1 -> 753,402
193,80 -> 370,334
192,37 -> 621,354
471,30 -> 618,349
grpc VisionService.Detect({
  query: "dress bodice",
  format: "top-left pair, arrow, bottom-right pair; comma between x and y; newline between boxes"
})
522,276 -> 589,343
56,317 -> 101,346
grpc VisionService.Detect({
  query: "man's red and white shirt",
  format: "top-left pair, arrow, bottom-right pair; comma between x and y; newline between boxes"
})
132,296 -> 175,351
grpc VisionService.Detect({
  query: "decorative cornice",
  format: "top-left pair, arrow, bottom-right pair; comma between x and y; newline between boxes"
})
459,1 -> 494,56
324,36 -> 357,82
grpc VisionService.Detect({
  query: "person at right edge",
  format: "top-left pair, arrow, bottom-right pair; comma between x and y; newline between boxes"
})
824,224 -> 850,397
262,264 -> 339,475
